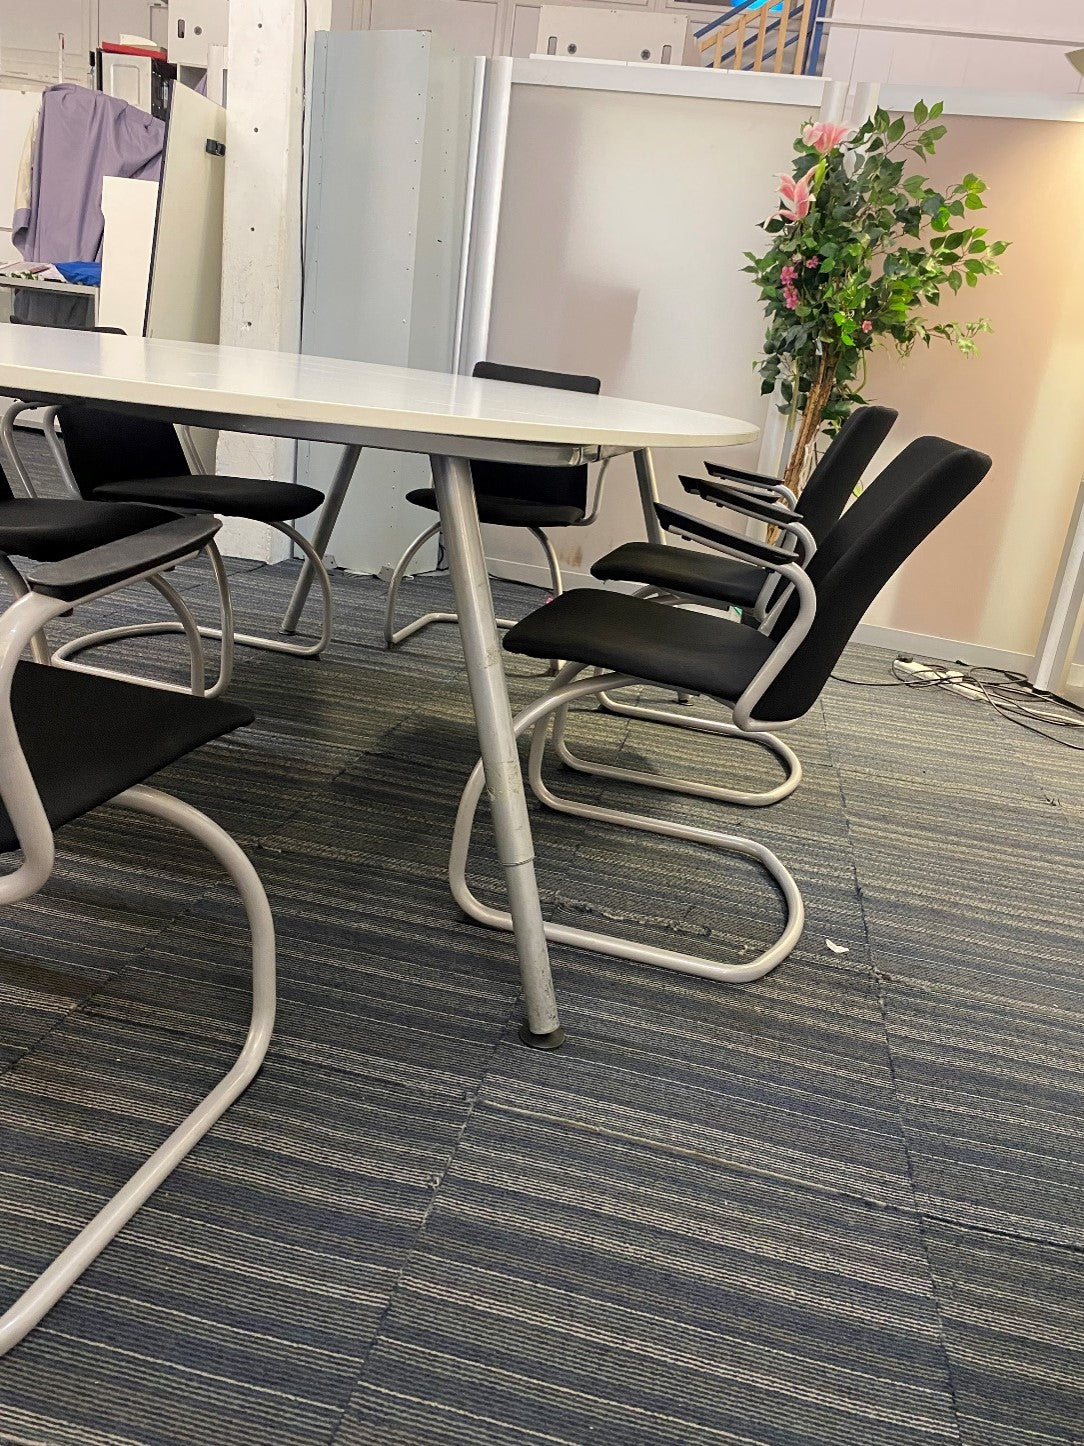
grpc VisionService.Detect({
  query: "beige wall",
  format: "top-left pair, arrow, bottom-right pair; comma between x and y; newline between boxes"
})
861,114 -> 1084,658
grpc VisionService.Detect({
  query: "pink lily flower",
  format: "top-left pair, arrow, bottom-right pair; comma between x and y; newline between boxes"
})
776,171 -> 814,223
802,121 -> 851,154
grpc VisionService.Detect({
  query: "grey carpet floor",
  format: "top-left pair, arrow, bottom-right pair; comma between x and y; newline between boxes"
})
0,438 -> 1081,1444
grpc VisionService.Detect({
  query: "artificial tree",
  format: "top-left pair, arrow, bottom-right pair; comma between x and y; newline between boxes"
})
745,104 -> 1008,497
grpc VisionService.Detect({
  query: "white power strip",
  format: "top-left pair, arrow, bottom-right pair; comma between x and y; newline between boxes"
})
894,657 -> 986,703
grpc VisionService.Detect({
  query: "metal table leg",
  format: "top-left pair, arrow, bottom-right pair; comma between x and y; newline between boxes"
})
634,446 -> 666,545
431,452 -> 563,1048
280,443 -> 362,634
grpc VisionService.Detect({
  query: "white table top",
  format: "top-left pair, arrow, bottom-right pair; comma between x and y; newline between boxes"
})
0,277 -> 98,296
0,329 -> 758,456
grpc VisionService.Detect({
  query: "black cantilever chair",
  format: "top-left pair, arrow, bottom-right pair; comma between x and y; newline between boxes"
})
0,448 -> 212,687
553,404 -> 900,809
596,403 -> 898,621
383,360 -> 603,649
0,514 -> 276,1358
450,436 -> 991,986
36,399 -> 330,685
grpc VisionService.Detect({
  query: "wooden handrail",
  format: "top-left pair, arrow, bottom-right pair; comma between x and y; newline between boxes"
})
698,0 -> 815,75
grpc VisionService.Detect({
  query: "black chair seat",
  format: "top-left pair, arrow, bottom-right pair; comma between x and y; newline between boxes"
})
591,542 -> 768,609
0,662 -> 253,852
90,475 -> 325,523
406,487 -> 585,530
504,590 -> 775,702
0,498 -> 181,563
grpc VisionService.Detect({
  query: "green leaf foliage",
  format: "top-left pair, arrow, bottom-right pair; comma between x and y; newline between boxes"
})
746,103 -> 1008,430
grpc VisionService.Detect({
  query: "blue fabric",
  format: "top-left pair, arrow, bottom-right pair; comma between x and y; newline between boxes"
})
54,262 -> 102,286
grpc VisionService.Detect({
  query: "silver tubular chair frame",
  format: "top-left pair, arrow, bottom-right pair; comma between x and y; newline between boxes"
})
0,558 -> 276,1357
0,548 -> 211,695
383,519 -> 559,647
49,538 -> 236,697
383,458 -> 611,651
1,400 -> 43,498
450,559 -> 817,990
0,408 -> 229,695
36,412 -> 333,671
579,504 -> 815,808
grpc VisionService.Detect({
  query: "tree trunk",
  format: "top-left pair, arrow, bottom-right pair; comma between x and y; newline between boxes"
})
782,350 -> 836,499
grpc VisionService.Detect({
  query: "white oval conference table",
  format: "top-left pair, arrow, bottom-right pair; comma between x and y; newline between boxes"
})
0,328 -> 759,1047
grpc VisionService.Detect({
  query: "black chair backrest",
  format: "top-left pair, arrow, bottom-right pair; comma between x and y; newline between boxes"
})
797,404 -> 898,544
470,360 -> 601,514
55,404 -> 190,500
756,436 -> 991,723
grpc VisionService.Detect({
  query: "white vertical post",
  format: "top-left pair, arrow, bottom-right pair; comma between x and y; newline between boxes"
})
206,44 -> 227,106
215,0 -> 332,561
459,56 -> 513,376
452,55 -> 487,374
819,78 -> 848,122
1030,478 -> 1084,694
850,80 -> 881,124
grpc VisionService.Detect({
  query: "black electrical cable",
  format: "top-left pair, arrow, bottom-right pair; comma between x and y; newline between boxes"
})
831,653 -> 1084,750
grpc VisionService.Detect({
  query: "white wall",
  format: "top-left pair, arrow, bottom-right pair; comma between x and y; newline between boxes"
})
822,0 -> 1084,95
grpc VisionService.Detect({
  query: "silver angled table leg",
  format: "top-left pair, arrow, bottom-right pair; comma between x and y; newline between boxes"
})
280,443 -> 362,635
633,447 -> 666,546
431,452 -> 563,1048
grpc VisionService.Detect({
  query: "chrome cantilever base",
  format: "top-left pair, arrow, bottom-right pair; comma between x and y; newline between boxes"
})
51,523 -> 332,697
582,586 -> 800,807
556,687 -> 802,808
448,665 -> 804,1011
0,552 -> 217,697
0,784 -> 276,1358
384,519 -> 563,650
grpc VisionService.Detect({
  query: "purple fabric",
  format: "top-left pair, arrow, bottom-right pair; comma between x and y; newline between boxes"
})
13,85 -> 164,263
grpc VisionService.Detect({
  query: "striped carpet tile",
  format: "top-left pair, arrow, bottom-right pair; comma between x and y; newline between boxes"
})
334,1103 -> 959,1446
0,448 -> 1077,1445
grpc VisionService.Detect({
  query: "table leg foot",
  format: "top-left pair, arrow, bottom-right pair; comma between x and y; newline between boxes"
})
518,1023 -> 567,1050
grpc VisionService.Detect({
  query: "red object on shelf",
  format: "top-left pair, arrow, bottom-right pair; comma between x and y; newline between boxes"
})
99,41 -> 168,60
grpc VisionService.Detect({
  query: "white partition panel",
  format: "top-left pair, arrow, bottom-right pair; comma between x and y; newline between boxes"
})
297,30 -> 477,576
99,177 -> 158,338
146,84 -> 227,343
483,63 -> 819,584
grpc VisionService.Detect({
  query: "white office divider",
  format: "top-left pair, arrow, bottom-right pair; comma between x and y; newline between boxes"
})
99,178 -> 159,339
296,30 -> 477,577
146,84 -> 227,344
463,58 -> 828,588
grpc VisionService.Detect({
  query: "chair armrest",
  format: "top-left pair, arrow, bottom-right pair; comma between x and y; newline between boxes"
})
678,475 -> 801,527
26,515 -> 221,602
703,460 -> 795,504
655,505 -> 794,569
